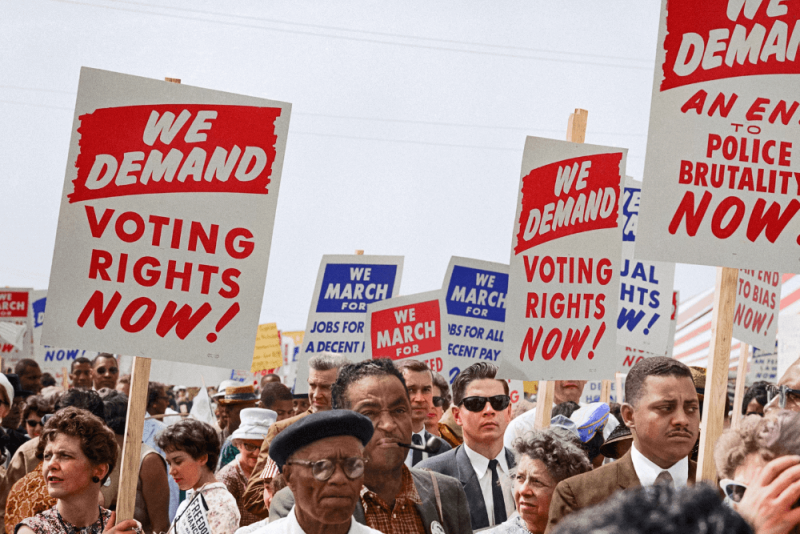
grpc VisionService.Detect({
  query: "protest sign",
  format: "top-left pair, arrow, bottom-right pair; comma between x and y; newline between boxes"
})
618,177 -> 675,353
442,257 -> 508,383
174,493 -> 212,534
636,0 -> 800,273
748,342 -> 778,384
295,254 -> 402,393
581,380 -> 619,404
617,290 -> 679,371
733,270 -> 781,351
31,290 -> 99,372
251,323 -> 282,372
279,331 -> 303,385
365,290 -> 450,372
42,68 -> 291,370
501,136 -> 627,381
0,288 -> 33,365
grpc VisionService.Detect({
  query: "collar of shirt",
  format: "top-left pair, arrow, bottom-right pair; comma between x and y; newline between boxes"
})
360,465 -> 422,508
630,443 -> 689,487
463,442 -> 509,480
287,506 -> 361,534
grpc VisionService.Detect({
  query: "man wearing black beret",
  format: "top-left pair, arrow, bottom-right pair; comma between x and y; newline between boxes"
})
269,359 -> 473,534
250,410 -> 383,534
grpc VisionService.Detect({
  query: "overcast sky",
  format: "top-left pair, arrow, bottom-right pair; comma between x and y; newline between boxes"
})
1,0 -> 717,330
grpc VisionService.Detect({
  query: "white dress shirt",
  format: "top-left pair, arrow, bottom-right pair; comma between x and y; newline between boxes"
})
404,428 -> 428,467
463,443 -> 515,526
630,443 -> 689,487
249,506 -> 382,534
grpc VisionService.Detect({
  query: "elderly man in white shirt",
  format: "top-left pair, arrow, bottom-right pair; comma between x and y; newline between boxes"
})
246,410 -> 382,534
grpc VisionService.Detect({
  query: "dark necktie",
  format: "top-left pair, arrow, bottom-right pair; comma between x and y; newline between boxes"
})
488,459 -> 507,525
655,470 -> 674,486
411,433 -> 423,466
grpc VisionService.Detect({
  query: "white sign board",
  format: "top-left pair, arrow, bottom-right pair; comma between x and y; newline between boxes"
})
365,290 -> 451,371
441,257 -> 508,384
617,290 -> 679,372
779,314 -> 800,380
617,177 -> 675,353
748,343 -> 778,384
501,136 -> 626,380
0,288 -> 33,366
733,270 -> 781,351
295,255 -> 403,393
43,68 -> 291,370
636,0 -> 800,272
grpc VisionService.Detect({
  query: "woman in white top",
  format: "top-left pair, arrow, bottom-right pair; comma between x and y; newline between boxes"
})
157,419 -> 240,534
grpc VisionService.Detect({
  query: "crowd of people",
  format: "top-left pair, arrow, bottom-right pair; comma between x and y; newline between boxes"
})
0,352 -> 798,534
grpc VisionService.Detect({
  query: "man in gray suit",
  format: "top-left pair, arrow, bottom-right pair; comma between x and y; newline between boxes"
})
417,362 -> 516,531
396,359 -> 451,466
269,358 -> 472,534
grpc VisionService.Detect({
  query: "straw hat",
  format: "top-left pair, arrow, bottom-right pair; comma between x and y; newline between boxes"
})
213,379 -> 241,400
217,384 -> 259,405
599,422 -> 633,459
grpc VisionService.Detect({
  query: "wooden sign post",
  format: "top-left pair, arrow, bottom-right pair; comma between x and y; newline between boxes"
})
731,342 -> 750,429
61,367 -> 69,390
116,356 -> 151,521
534,108 -> 589,429
696,267 -> 739,482
615,372 -> 625,404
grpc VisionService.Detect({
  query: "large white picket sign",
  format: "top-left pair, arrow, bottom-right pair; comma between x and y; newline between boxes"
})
43,68 -> 291,369
441,257 -> 508,384
617,177 -> 675,353
294,255 -> 403,393
0,288 -> 33,366
617,290 -> 679,372
733,270 -> 781,351
636,0 -> 800,273
501,136 -> 626,381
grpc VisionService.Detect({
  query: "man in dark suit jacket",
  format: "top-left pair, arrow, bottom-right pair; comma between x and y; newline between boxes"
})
397,360 -> 452,466
266,358 -> 473,534
546,357 -> 701,533
418,362 -> 516,531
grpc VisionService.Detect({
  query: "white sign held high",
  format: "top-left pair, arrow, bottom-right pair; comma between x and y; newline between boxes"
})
733,270 -> 781,351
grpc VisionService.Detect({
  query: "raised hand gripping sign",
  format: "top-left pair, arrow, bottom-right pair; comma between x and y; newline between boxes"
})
617,177 -> 676,354
43,68 -> 291,369
441,257 -> 508,383
294,255 -> 403,393
500,136 -> 627,381
636,0 -> 800,272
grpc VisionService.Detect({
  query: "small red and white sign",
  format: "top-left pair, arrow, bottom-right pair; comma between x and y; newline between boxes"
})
0,288 -> 33,362
734,270 -> 781,351
636,0 -> 800,272
43,68 -> 291,369
501,136 -> 627,381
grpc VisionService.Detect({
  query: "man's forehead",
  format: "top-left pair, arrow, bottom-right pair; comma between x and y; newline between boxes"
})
94,357 -> 117,368
464,378 -> 505,396
640,375 -> 697,401
403,369 -> 432,386
349,375 -> 408,402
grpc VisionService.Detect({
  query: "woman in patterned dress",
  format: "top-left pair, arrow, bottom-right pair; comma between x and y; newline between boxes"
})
157,419 -> 240,534
15,407 -> 141,534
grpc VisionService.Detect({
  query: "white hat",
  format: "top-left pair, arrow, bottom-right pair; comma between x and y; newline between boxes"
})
213,380 -> 240,400
229,408 -> 277,442
173,385 -> 187,392
0,374 -> 14,406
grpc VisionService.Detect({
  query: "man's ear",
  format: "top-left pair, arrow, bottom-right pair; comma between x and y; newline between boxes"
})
283,465 -> 292,486
452,405 -> 463,427
620,403 -> 635,430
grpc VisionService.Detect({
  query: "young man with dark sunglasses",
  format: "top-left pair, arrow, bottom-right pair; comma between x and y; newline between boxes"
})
396,360 -> 451,467
417,362 -> 515,531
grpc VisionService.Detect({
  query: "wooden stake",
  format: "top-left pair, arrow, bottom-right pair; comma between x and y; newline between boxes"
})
600,380 -> 612,403
62,367 -> 69,390
534,381 -> 555,429
567,109 -> 588,143
615,372 -> 625,404
697,267 -> 739,482
116,356 -> 151,521
355,250 -> 364,255
731,342 -> 750,429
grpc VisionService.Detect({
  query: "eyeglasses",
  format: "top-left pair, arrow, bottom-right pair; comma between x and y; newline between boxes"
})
95,367 -> 119,375
459,395 -> 511,412
239,442 -> 260,453
720,479 -> 747,503
432,396 -> 446,408
286,457 -> 366,481
26,419 -> 44,428
766,385 -> 800,409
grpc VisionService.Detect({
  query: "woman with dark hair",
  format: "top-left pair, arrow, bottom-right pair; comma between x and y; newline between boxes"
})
742,381 -> 770,416
157,418 -> 240,534
22,396 -> 52,439
15,407 -> 141,534
485,429 -> 592,534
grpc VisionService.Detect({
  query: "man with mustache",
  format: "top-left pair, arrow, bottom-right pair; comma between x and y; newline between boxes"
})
545,357 -> 700,533
269,358 -> 473,534
418,362 -> 516,531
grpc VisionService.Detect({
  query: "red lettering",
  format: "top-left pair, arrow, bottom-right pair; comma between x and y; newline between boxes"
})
225,228 -> 254,259
114,211 -> 145,243
188,221 -> 219,254
668,191 -> 712,236
85,206 -> 115,238
747,199 -> 800,243
156,301 -> 212,339
710,196 -> 745,239
77,290 -> 122,329
120,297 -> 157,333
89,249 -> 112,281
219,268 -> 241,299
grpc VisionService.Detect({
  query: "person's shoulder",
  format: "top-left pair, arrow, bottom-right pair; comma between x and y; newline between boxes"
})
556,456 -> 628,494
416,446 -> 459,472
17,437 -> 39,454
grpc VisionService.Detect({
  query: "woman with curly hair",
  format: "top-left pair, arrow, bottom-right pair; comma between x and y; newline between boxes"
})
156,418 -> 239,534
485,428 -> 592,534
22,396 -> 52,439
15,407 -> 140,534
